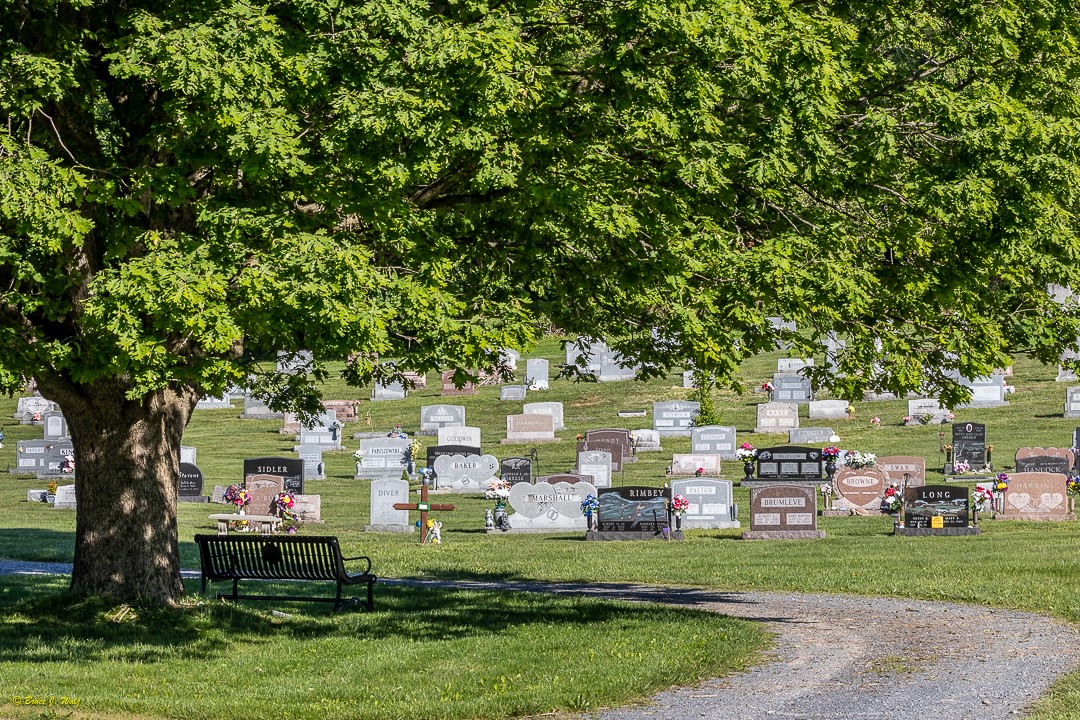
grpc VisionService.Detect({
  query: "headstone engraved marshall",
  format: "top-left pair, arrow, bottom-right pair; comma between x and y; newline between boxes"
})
355,438 -> 412,480
365,478 -> 414,532
419,405 -> 466,434
789,427 -> 834,445
437,426 -> 481,448
808,400 -> 848,420
244,457 -> 304,495
499,385 -> 528,402
577,450 -> 613,488
832,465 -> 889,512
879,456 -> 927,488
1014,448 -> 1075,475
503,413 -> 558,444
652,400 -> 700,436
506,480 -> 596,532
525,359 -> 550,390
997,472 -> 1075,521
670,454 -> 723,476
431,453 -> 499,492
755,447 -> 822,482
902,485 -> 971,532
755,402 -> 799,435
440,370 -> 476,396
596,486 -> 670,533
500,457 -> 533,485
743,485 -> 822,539
671,478 -> 740,529
952,423 -> 987,469
178,462 -> 207,502
691,426 -> 737,460
772,374 -> 813,403
523,402 -> 565,431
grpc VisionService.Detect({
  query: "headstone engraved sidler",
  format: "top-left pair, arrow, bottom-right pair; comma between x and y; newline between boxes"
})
595,486 -> 672,537
244,457 -> 304,495
951,423 -> 986,470
742,484 -> 823,539
178,463 -> 208,503
899,485 -> 975,535
754,447 -> 822,482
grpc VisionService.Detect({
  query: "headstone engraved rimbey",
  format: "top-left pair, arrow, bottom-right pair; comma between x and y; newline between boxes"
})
743,484 -> 823,540
595,486 -> 672,538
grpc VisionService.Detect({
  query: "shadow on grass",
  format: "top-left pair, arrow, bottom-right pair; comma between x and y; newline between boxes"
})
0,528 -> 76,564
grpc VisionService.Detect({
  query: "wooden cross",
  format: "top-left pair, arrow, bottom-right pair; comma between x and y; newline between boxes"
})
394,479 -> 455,544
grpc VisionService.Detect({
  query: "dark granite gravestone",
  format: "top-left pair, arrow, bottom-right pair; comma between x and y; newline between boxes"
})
39,441 -> 75,477
500,457 -> 533,485
178,462 -> 208,502
243,456 -> 304,495
755,446 -> 823,481
903,485 -> 969,529
952,422 -> 986,468
1014,447 -> 1074,475
772,374 -> 813,403
597,486 -> 670,533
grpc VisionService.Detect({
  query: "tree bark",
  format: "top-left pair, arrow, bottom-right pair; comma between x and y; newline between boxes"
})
36,375 -> 199,605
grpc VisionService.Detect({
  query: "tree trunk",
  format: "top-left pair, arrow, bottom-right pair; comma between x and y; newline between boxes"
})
36,376 -> 199,605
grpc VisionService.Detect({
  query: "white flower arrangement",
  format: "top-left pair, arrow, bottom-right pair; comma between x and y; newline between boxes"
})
844,450 -> 877,468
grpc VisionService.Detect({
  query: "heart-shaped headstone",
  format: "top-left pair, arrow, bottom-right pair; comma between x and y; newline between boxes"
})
508,482 -> 547,518
1039,492 -> 1065,510
508,481 -> 598,518
550,481 -> 598,517
1007,492 -> 1031,510
433,454 -> 499,488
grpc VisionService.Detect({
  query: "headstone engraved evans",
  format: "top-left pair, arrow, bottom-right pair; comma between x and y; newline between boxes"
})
878,456 -> 927,488
178,463 -> 205,498
244,457 -> 304,495
671,478 -> 739,529
904,485 -> 968,529
755,403 -> 799,434
597,487 -> 670,532
755,447 -> 822,481
952,423 -> 986,468
500,457 -> 533,485
366,478 -> 413,532
749,485 -> 816,531
691,426 -> 737,460
652,401 -> 700,435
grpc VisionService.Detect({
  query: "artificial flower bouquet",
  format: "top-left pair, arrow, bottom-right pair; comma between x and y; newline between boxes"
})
670,494 -> 689,516
736,442 -> 756,462
223,484 -> 251,510
485,479 -> 511,510
881,483 -> 902,513
844,450 -> 877,468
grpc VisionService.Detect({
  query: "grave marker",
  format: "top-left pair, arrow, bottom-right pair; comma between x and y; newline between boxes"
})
777,358 -> 813,374
523,402 -> 565,431
773,374 -> 813,403
583,429 -> 633,472
437,426 -> 481,448
903,485 -> 969,529
372,380 -> 408,401
393,481 -> 455,543
832,465 -> 889,512
808,400 -> 848,420
755,402 -> 799,434
744,484 -> 822,538
906,399 -> 951,425
577,450 -> 612,488
356,438 -> 412,480
671,478 -> 739,529
240,396 -> 283,420
297,410 -> 343,449
53,484 -> 76,510
670,454 -> 723,476
244,457 -> 304,495
500,457 -> 533,485
691,426 -> 737,460
42,411 -> 68,441
652,400 -> 700,436
952,422 -> 987,469
295,444 -> 326,480
997,472 -> 1074,521
506,479 -> 596,532
500,385 -> 528,401
243,474 -> 285,515
525,359 -> 550,390
419,405 -> 466,434
440,370 -> 476,396
755,446 -> 822,482
178,463 -> 207,502
958,375 -> 1008,408
1065,387 -> 1080,419
431,453 -> 499,492
788,427 -> 835,445
878,456 -> 926,488
180,446 -> 197,465
503,414 -> 558,444
632,429 -> 662,452
195,393 -> 231,410
597,486 -> 670,533
366,478 -> 414,532
1014,447 -> 1075,475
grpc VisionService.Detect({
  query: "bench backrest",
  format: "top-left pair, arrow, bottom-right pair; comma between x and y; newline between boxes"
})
194,534 -> 346,581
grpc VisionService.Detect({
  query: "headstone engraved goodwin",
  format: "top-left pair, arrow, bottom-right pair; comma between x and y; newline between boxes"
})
952,423 -> 986,469
597,486 -> 670,533
744,484 -> 822,539
671,478 -> 739,529
244,457 -> 304,495
755,446 -> 822,482
437,426 -> 481,448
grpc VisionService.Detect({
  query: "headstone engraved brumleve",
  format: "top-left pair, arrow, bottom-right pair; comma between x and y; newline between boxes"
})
754,447 -> 822,482
595,486 -> 671,536
577,450 -> 612,488
419,405 -> 466,435
355,438 -> 411,480
365,478 -> 414,532
996,472 -> 1075,521
652,401 -> 700,436
523,402 -> 565,431
244,457 -> 304,495
897,485 -> 977,535
951,422 -> 987,470
505,480 -> 596,532
671,478 -> 739,529
743,485 -> 823,539
178,462 -> 208,502
691,426 -> 737,460
755,403 -> 799,435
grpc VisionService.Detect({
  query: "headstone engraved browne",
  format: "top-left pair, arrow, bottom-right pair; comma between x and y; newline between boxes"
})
500,457 -> 533,485
772,374 -> 813,403
998,472 -> 1074,521
296,445 -> 326,480
500,385 -> 527,401
431,453 -> 499,492
597,487 -> 670,533
178,463 -> 206,501
180,446 -> 197,465
525,359 -> 550,390
747,485 -> 818,532
959,375 -> 1008,408
420,405 -> 466,434
440,370 -> 476,396
365,478 -> 414,532
244,457 -> 304,495
437,426 -> 481,448
372,379 -> 407,401
809,400 -> 848,420
904,485 -> 969,529
244,474 -> 285,515
53,484 -> 76,510
632,429 -> 662,452
523,402 -> 565,431
42,411 -> 68,440
755,402 -> 799,435
357,438 -> 412,480
691,426 -> 737,460
506,480 -> 597,532
577,450 -> 612,488
671,479 -> 739,529
652,401 -> 700,436
755,447 -> 822,482
1014,448 -> 1075,475
298,411 -> 342,449
833,465 -> 889,512
878,456 -> 926,488
195,393 -> 231,409
789,428 -> 835,445
503,413 -> 557,444
952,423 -> 986,468
584,429 -> 634,471
1066,387 -> 1080,419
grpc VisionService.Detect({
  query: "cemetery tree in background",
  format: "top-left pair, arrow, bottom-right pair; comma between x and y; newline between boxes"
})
4,0 -> 1080,603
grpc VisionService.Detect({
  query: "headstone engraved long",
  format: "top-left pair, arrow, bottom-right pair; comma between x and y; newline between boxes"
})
503,413 -> 558,444
244,474 -> 285,515
906,399 -> 950,425
743,484 -> 822,539
583,429 -> 634,471
755,446 -> 822,482
296,444 -> 326,480
42,411 -> 68,441
958,375 -> 1008,408
777,358 -> 813,374
372,379 -> 408,401
523,402 -> 565,431
577,450 -> 613,488
180,446 -> 197,465
789,427 -> 835,445
671,478 -> 739,529
431,453 -> 499,492
691,426 -> 737,460
597,486 -> 670,533
670,454 -> 723,476
178,463 -> 208,502
500,385 -> 528,401
506,480 -> 596,532
652,400 -> 700,436
952,423 -> 987,469
809,400 -> 848,420
1065,387 -> 1080,419
240,396 -> 283,419
365,478 -> 414,532
525,359 -> 550,390
356,438 -> 412,480
1014,448 -> 1075,475
420,405 -> 466,434
437,426 -> 481,448
878,456 -> 926,488
500,457 -> 533,485
755,402 -> 799,434
440,370 -> 476,396
195,393 -> 231,410
276,349 -> 313,375
244,457 -> 304,495
297,410 -> 343,449
632,429 -> 662,452
832,465 -> 889,512
53,484 -> 77,510
773,374 -> 813,403
997,472 -> 1074,521
903,485 -> 970,530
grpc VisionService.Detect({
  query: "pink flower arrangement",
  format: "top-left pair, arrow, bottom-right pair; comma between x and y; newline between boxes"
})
671,494 -> 689,515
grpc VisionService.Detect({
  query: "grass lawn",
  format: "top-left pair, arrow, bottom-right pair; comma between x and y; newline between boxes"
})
1,338 -> 1079,718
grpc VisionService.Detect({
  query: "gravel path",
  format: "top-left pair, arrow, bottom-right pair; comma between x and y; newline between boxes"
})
4,562 -> 1077,719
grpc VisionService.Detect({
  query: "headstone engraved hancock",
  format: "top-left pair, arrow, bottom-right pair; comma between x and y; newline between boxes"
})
997,472 -> 1075,521
503,413 -> 557,444
788,427 -> 835,445
296,445 -> 326,480
809,400 -> 848,420
755,403 -> 799,434
431,454 -> 499,492
904,485 -> 969,529
506,480 -> 597,532
832,465 -> 889,511
652,401 -> 700,436
1014,448 -> 1075,475
632,429 -> 662,452
42,411 -> 68,440
500,457 -> 533,485
772,374 -> 813,403
500,385 -> 528,402
53,484 -> 76,510
244,457 -> 304,495
420,405 -> 466,434
597,487 -> 670,532
907,399 -> 951,425
356,438 -> 412,480
178,463 -> 205,499
440,370 -> 476,396
755,447 -> 823,481
878,456 -> 927,488
437,426 -> 481,448
670,454 -> 723,476
691,426 -> 737,460
577,450 -> 613,488
244,474 -> 285,515
1065,387 -> 1080,419
952,423 -> 987,468
525,359 -> 550,390
748,485 -> 817,532
365,478 -> 414,532
523,402 -> 565,431
671,478 -> 740,529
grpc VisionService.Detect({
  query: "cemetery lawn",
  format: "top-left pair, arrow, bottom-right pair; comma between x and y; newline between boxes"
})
2,339 -> 1080,718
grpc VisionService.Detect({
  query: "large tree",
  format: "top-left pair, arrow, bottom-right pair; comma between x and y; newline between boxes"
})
3,0 -> 1080,603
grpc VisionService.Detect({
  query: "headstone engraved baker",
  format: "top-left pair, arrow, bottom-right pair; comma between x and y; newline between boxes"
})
500,385 -> 528,402
671,478 -> 740,529
365,477 -> 414,532
426,444 -> 483,476
878,456 -> 927,488
500,457 -> 533,485
244,457 -> 304,495
440,370 -> 476,396
437,426 -> 481,448
243,474 -> 285,515
1014,447 -> 1075,475
431,453 -> 499,492
900,485 -> 973,534
180,446 -> 197,465
576,450 -> 612,488
958,375 -> 1008,408
691,426 -> 737,460
906,399 -> 951,425
505,479 -> 596,532
755,402 -> 799,434
296,444 -> 326,480
178,463 -> 208,502
952,422 -> 987,470
772,374 -> 813,403
754,446 -> 822,482
788,427 -> 835,445
808,400 -> 848,420
596,486 -> 671,535
419,405 -> 466,434
670,454 -> 723,476
42,411 -> 68,441
297,410 -> 343,449
832,465 -> 889,512
356,438 -> 412,480
652,400 -> 700,436
632,429 -> 662,452
240,396 -> 283,420
195,393 -> 231,410
53,484 -> 77,510
996,472 -> 1075,521
372,379 -> 408,401
1065,387 -> 1080,419
743,484 -> 823,539
503,413 -> 558,444
583,429 -> 634,472
523,402 -> 565,431
525,359 -> 550,390
276,349 -> 313,375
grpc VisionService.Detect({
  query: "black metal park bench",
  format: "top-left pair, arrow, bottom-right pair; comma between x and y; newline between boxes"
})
193,534 -> 376,612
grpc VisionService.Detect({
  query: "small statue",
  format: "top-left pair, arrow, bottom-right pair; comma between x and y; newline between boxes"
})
484,509 -> 495,529
428,519 -> 443,545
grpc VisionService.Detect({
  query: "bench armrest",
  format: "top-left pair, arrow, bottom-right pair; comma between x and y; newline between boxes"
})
342,555 -> 373,574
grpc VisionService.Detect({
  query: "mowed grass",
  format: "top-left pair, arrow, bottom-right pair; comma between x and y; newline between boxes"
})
1,338 -> 1080,718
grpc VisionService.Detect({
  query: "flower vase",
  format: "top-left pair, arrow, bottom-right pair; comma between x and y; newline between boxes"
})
493,507 -> 507,529
825,459 -> 837,483
674,513 -> 682,531
742,461 -> 754,483
238,508 -> 246,516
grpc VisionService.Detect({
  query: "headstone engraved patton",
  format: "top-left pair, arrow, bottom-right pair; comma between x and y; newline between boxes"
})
596,486 -> 671,535
244,474 -> 285,515
500,385 -> 528,402
419,405 -> 466,434
365,477 -> 414,532
743,485 -> 823,539
178,462 -> 207,502
996,472 -> 1075,521
755,402 -> 799,434
577,450 -> 613,488
583,429 -> 634,471
240,396 -> 282,419
879,456 -> 926,488
372,379 -> 408,401
788,427 -> 835,445
808,400 -> 848,420
906,399 -> 951,425
652,401 -> 700,436
772,374 -> 813,403
523,401 -> 565,431
691,426 -> 737,460
53,484 -> 77,510
670,454 -> 723,476
754,447 -> 822,482
900,485 -> 974,534
296,444 -> 326,480
832,465 -> 889,512
437,426 -> 481,448
952,423 -> 987,469
506,480 -> 597,532
42,411 -> 68,441
632,429 -> 662,452
503,413 -> 558,444
440,370 -> 476,396
525,358 -> 550,390
432,453 -> 499,492
356,438 -> 412,480
671,478 -> 740,529
1014,448 -> 1075,475
500,457 -> 533,485
1066,386 -> 1080,419
244,457 -> 304,495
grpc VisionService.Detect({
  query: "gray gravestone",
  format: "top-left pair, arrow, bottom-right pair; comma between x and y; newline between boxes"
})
13,440 -> 50,473
15,395 -> 55,423
195,393 -> 231,410
437,425 -> 481,447
777,358 -> 813,374
652,400 -> 700,436
523,402 -> 565,431
632,429 -> 662,452
1065,387 -> 1080,419
958,375 -> 1008,408
355,438 -> 412,480
672,478 -> 739,529
576,450 -> 612,488
500,385 -> 528,401
788,427 -> 834,445
506,480 -> 596,532
503,413 -> 557,443
241,396 -> 283,419
420,405 -> 466,434
372,380 -> 407,401
297,411 -> 342,449
40,442 -> 75,477
276,349 -> 313,374
53,484 -> 76,510
42,411 -> 68,441
755,402 -> 799,434
296,444 -> 326,480
773,374 -> 813,403
906,399 -> 950,425
583,429 -> 633,472
525,359 -> 550,390
365,478 -> 414,532
432,453 -> 499,492
808,400 -> 848,420
691,426 -> 737,460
